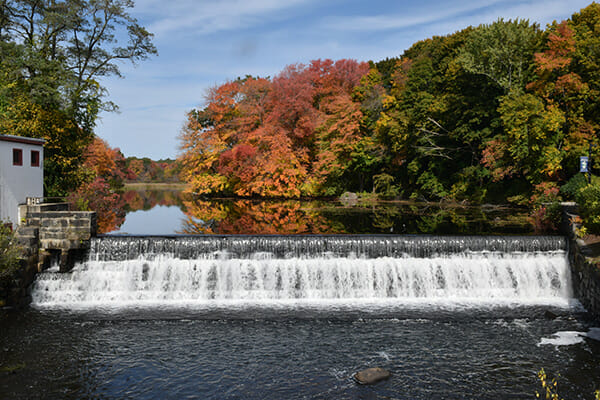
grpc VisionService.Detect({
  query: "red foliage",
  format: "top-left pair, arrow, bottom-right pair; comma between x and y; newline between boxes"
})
534,22 -> 576,73
481,139 -> 514,181
218,144 -> 258,184
178,58 -> 370,197
83,137 -> 133,185
68,177 -> 125,234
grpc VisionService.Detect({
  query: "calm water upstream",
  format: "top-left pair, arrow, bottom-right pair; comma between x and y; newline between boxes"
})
102,189 -> 538,235
1,192 -> 599,399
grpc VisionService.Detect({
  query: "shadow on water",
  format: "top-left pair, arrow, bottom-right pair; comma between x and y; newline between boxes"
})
102,189 -> 536,235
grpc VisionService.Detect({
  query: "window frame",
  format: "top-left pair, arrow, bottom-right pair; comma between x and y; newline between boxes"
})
12,148 -> 23,166
31,150 -> 40,167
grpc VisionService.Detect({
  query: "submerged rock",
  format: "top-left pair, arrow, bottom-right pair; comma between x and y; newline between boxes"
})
353,367 -> 390,385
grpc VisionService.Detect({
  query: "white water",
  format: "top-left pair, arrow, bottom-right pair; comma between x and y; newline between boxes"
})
31,249 -> 574,309
537,328 -> 600,346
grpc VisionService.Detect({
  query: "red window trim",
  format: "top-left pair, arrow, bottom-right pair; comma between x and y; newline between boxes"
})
13,148 -> 23,166
31,150 -> 40,167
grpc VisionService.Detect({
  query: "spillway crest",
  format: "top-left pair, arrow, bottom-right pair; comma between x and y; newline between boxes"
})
31,235 -> 572,308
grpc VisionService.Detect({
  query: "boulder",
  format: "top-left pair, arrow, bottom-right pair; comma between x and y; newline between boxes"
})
353,367 -> 391,385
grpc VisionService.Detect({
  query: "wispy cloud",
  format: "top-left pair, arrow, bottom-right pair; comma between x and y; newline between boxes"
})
321,0 -> 503,32
320,0 -> 590,34
137,0 -> 318,36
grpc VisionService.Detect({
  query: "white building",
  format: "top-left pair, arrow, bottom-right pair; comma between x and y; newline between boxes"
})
0,134 -> 45,227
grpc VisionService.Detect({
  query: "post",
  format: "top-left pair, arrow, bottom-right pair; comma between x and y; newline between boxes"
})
589,140 -> 593,184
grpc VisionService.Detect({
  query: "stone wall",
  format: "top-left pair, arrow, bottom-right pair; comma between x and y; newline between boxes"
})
31,211 -> 97,250
563,205 -> 600,320
19,203 -> 96,271
1,203 -> 97,309
569,239 -> 600,319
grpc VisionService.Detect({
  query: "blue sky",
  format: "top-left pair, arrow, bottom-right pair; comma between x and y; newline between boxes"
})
95,0 -> 595,160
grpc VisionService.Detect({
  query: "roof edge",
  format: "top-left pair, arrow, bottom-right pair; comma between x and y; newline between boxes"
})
0,134 -> 46,146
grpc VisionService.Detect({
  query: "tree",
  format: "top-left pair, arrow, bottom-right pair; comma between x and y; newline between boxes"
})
459,19 -> 542,92
178,60 -> 370,198
2,0 -> 156,125
528,20 -> 593,177
484,92 -> 565,184
0,0 -> 156,195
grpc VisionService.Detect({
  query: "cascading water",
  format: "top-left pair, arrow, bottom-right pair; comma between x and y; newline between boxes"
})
30,235 -> 574,308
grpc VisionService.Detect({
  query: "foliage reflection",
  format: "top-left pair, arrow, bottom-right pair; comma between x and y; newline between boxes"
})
177,198 -> 535,235
102,190 -> 536,235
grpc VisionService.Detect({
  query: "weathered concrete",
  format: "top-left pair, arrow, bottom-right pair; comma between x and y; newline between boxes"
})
2,202 -> 97,308
19,203 -> 97,272
569,241 -> 600,320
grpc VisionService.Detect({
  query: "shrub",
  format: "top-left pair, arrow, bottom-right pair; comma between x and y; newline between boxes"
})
0,223 -> 21,282
529,182 -> 561,233
372,173 -> 399,199
560,174 -> 588,200
576,183 -> 600,234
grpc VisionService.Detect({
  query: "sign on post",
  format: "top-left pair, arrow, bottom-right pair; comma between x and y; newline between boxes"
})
580,156 -> 589,173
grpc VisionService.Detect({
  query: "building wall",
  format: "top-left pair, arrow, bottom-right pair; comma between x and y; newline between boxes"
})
0,139 -> 44,226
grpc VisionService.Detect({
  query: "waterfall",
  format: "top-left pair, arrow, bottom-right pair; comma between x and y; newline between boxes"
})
30,235 -> 573,308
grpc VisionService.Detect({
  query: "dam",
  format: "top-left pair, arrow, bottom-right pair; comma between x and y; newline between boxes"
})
31,235 -> 572,308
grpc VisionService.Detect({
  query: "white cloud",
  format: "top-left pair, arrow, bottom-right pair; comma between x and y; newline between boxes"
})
135,0 -> 319,36
320,0 -> 590,34
321,0 -> 503,32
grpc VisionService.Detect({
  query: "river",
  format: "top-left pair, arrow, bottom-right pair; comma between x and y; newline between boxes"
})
1,190 -> 599,399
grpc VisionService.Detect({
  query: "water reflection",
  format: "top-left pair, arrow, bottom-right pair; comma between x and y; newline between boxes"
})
101,189 -> 536,235
180,200 -> 345,234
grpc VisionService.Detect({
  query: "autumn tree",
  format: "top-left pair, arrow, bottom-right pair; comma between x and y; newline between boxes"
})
179,60 -> 370,198
177,3 -> 599,210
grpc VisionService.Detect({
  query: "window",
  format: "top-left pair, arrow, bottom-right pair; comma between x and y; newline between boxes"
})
12,148 -> 22,166
31,150 -> 40,167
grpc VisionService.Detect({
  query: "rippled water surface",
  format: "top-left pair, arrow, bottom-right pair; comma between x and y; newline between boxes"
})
1,306 -> 600,399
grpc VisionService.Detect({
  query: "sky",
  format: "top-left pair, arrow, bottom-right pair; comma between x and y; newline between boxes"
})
94,0 -> 595,160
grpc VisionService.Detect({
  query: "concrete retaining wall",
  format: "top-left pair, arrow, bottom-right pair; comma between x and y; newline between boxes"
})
563,204 -> 600,320
569,239 -> 600,319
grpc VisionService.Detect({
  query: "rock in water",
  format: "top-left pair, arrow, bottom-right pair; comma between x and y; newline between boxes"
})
354,367 -> 391,385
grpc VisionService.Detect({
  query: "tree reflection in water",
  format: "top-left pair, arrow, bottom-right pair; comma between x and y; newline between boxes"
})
97,189 -> 187,234
179,200 -> 345,234
178,198 -> 535,235
102,190 -> 537,235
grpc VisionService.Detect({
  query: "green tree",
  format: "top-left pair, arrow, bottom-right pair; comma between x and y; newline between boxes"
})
0,0 -> 156,195
459,19 -> 542,93
485,92 -> 565,184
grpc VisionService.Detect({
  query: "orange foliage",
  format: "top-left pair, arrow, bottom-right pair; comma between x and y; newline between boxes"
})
179,199 -> 343,234
534,22 -> 576,73
83,136 -> 132,184
177,59 -> 370,198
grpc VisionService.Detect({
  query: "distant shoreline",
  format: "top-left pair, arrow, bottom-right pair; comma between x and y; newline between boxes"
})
124,182 -> 187,190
